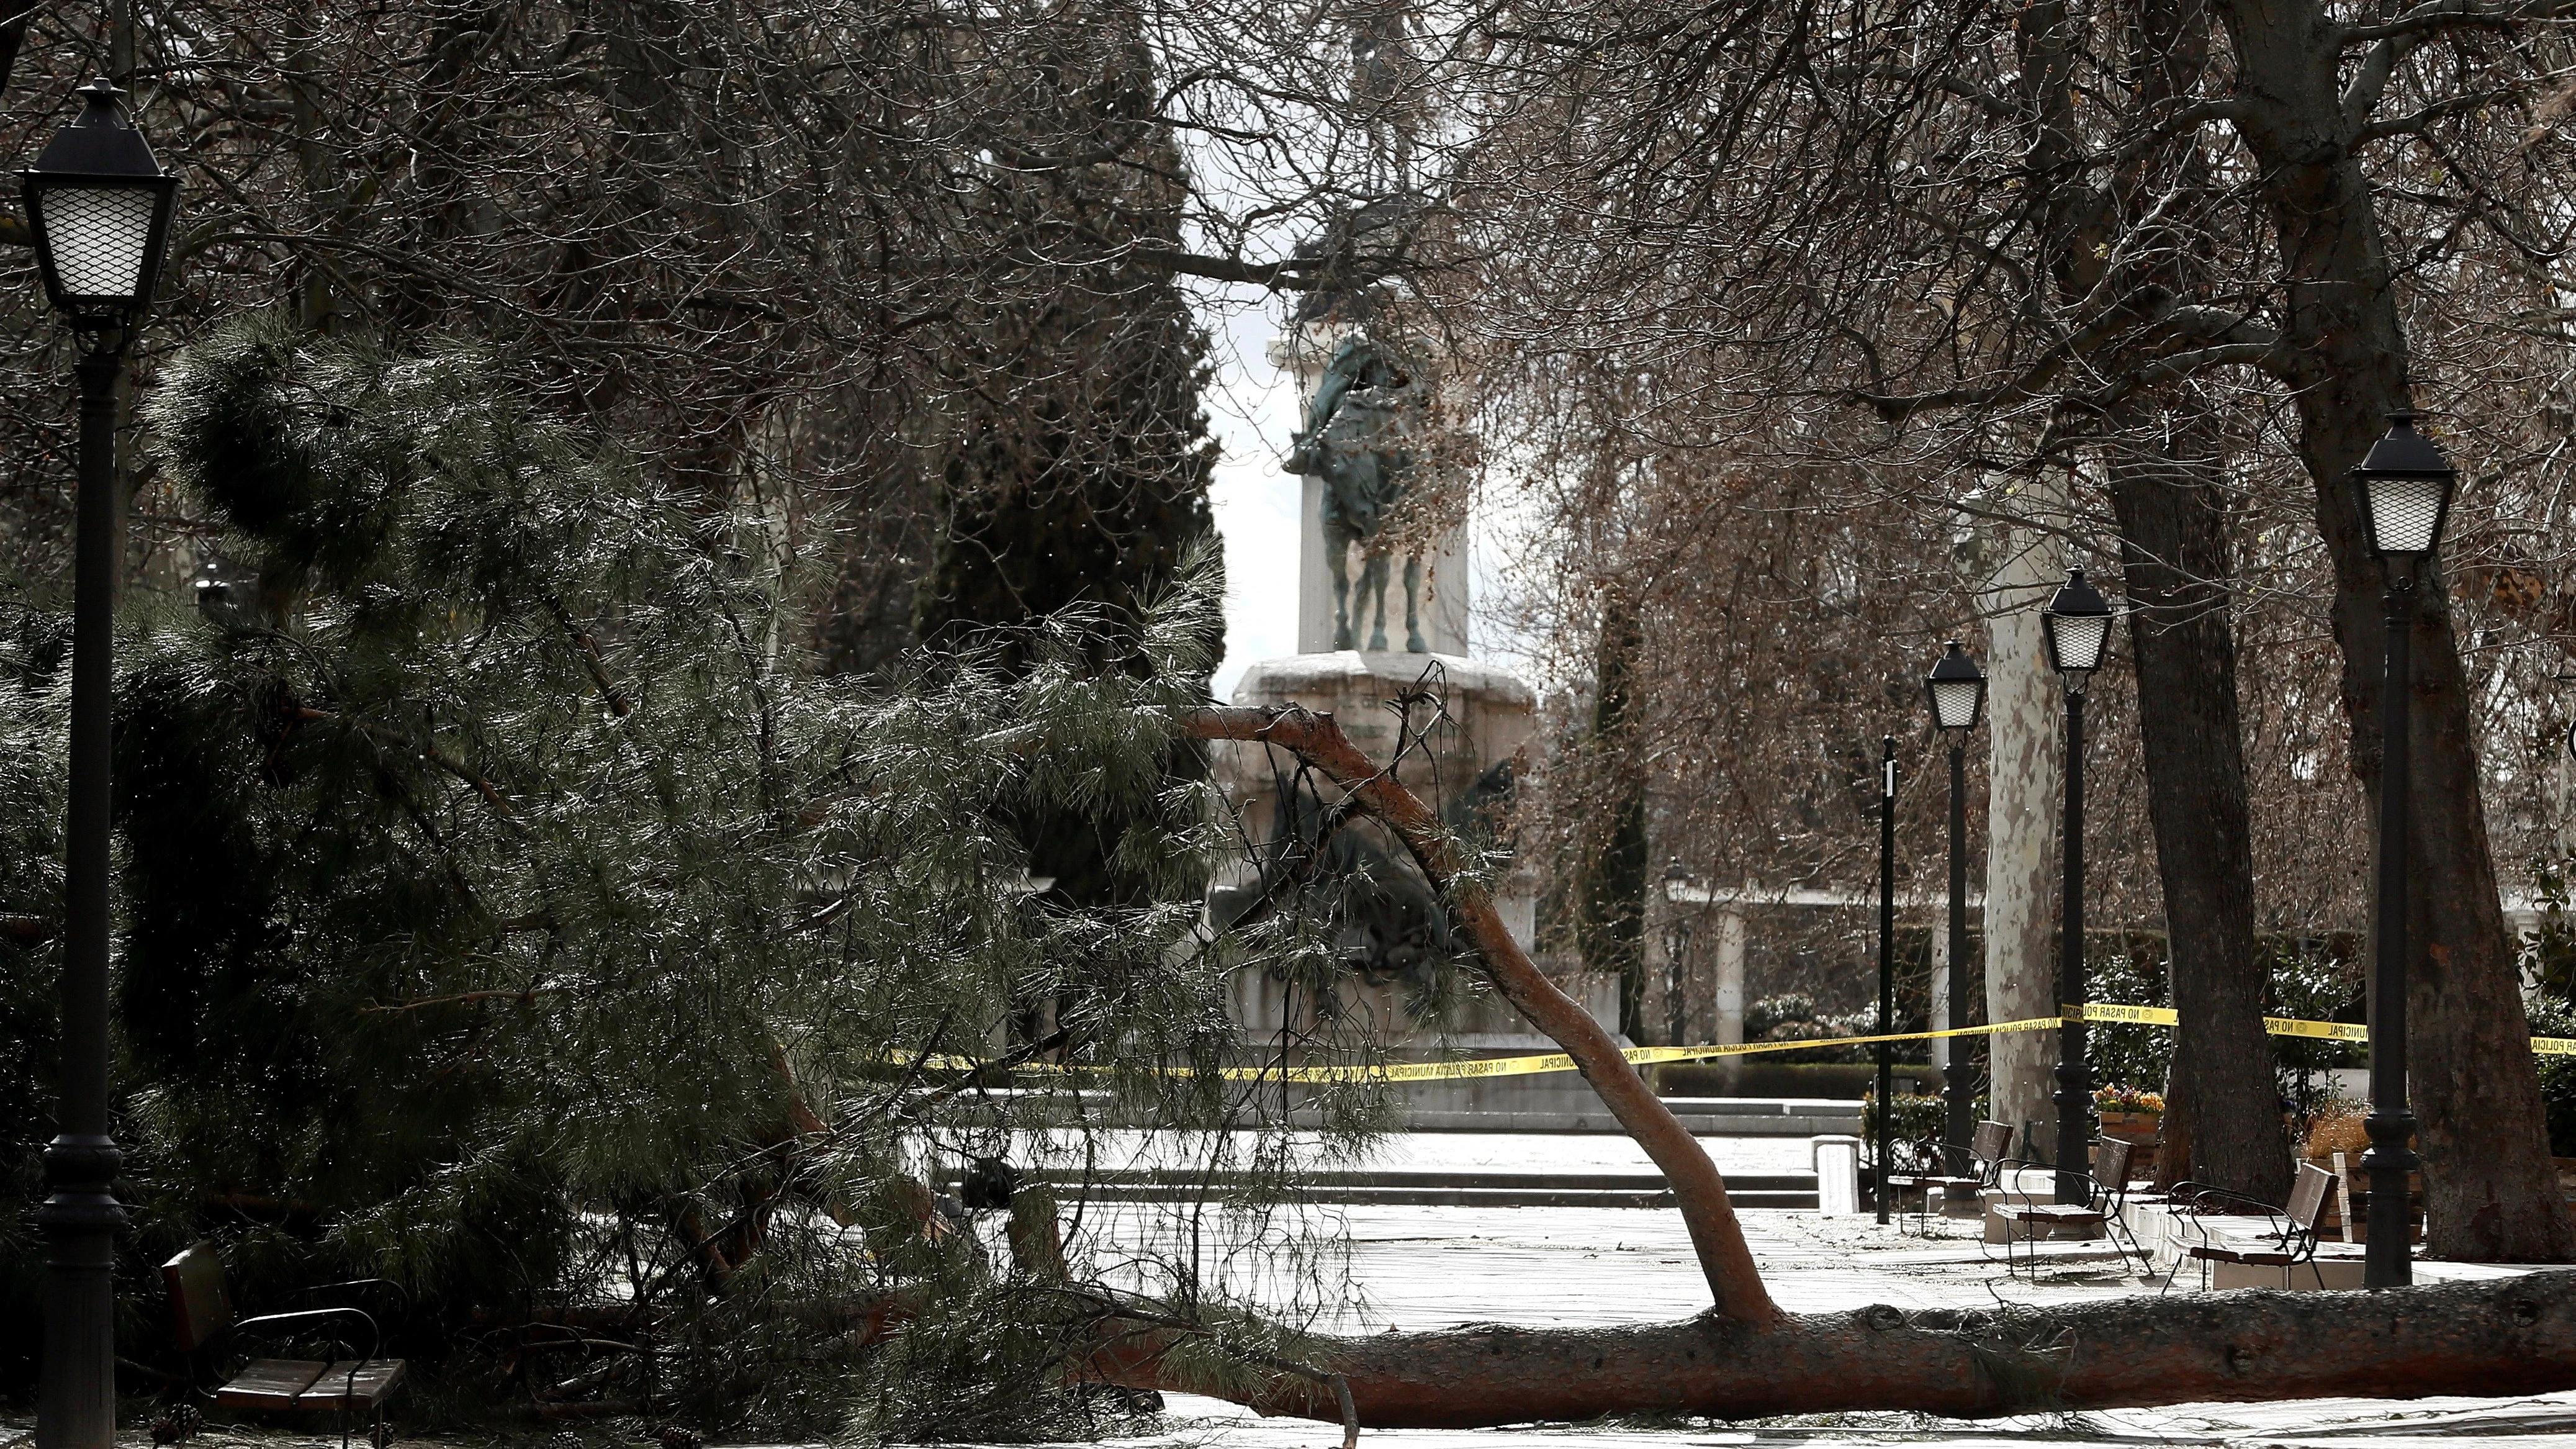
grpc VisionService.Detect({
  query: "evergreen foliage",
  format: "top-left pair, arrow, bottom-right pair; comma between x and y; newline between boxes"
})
0,602 -> 70,1391
913,21 -> 1222,913
0,318 -> 1362,1437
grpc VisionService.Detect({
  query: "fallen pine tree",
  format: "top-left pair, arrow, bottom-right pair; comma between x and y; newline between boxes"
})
1094,1270 -> 2576,1424
1135,703 -> 2576,1427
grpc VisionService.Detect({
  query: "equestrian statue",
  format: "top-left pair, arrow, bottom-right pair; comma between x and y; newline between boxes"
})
1283,332 -> 1429,652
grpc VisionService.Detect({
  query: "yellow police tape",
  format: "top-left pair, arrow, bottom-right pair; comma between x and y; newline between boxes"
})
1130,1003 -> 2576,1084
2063,1001 -> 2576,1055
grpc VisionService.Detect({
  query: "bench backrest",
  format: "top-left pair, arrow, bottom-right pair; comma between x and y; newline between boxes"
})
2094,1135 -> 2134,1187
1971,1119 -> 2012,1167
2287,1161 -> 2335,1232
163,1241 -> 234,1352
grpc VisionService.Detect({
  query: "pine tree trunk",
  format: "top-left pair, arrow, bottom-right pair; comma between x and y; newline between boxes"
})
2218,3 -> 2575,1262
1171,706 -> 2576,1427
1101,1270 -> 2576,1426
2102,412 -> 2281,1202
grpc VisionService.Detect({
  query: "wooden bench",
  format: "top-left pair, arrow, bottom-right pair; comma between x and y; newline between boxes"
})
1987,1134 -> 2135,1240
2173,1162 -> 2371,1291
163,1242 -> 403,1445
1990,1136 -> 2153,1265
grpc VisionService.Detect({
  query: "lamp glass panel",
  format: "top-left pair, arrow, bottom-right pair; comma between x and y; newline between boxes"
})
2363,473 -> 2446,555
2050,613 -> 2110,673
1931,679 -> 1981,730
34,184 -> 156,299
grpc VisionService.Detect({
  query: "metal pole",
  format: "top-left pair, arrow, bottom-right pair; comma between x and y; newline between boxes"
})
1944,738 -> 1975,1173
38,341 -> 129,1449
2052,687 -> 2091,1205
1876,736 -> 1896,1224
2365,579 -> 2418,1288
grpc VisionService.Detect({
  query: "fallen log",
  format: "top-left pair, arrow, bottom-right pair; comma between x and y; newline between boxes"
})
1096,1271 -> 2576,1426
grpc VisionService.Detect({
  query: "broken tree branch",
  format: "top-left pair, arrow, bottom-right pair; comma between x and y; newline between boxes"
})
1179,703 -> 1778,1325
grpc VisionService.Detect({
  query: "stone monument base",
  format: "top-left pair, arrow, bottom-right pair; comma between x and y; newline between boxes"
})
1212,651 -> 1631,1122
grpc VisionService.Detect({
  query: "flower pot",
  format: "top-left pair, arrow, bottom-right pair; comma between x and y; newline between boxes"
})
2097,1110 -> 2163,1144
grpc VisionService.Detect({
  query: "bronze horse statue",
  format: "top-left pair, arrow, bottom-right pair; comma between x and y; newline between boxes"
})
1283,333 -> 1428,652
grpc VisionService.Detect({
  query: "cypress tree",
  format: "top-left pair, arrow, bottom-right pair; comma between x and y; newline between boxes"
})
914,24 -> 1222,910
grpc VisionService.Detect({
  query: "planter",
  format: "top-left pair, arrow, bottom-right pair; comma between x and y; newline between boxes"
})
2097,1110 -> 2163,1143
2097,1111 -> 2162,1181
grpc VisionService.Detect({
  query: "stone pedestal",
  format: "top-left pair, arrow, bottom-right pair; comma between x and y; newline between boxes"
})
1210,651 -> 1624,1114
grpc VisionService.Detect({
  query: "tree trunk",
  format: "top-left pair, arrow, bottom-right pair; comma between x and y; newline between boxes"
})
2218,1 -> 2575,1262
1181,704 -> 1778,1323
1961,480 -> 2064,1151
1101,1270 -> 2576,1426
1583,591 -> 1652,1043
2103,410 -> 2281,1201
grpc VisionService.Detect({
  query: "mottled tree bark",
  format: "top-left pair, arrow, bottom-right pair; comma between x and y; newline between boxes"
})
2104,412 -> 2281,1201
1960,482 -> 2064,1150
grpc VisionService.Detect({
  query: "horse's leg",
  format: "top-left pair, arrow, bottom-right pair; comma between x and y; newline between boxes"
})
1403,553 -> 1426,652
1361,553 -> 1390,651
1329,528 -> 1355,651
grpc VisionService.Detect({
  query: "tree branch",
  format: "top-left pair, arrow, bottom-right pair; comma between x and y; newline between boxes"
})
2336,0 -> 2562,45
1180,703 -> 1778,1325
546,598 -> 633,718
291,706 -> 516,819
359,986 -> 564,1014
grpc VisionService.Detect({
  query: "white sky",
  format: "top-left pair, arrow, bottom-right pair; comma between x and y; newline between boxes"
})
1189,279 -> 1304,702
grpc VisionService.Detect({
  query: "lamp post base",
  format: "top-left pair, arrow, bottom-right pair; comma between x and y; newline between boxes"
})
36,1134 -> 125,1449
2051,1059 -> 2092,1204
2361,1108 -> 2416,1288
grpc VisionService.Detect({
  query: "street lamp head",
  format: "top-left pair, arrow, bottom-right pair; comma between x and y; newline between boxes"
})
2040,567 -> 2114,685
1925,639 -> 1987,735
20,80 -> 178,329
2351,411 -> 2456,569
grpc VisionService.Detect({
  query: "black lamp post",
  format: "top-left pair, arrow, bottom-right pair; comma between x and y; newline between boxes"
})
1925,642 -> 1987,1175
25,79 -> 177,1449
1875,734 -> 1897,1224
2040,567 -> 2113,1206
2351,410 -> 2456,1289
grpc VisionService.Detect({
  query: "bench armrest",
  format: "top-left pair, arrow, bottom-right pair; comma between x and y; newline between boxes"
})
230,1306 -> 382,1365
